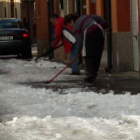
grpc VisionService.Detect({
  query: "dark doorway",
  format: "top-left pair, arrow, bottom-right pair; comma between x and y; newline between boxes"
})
10,0 -> 14,18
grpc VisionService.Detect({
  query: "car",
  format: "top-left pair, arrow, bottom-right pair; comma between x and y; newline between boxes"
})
0,18 -> 32,59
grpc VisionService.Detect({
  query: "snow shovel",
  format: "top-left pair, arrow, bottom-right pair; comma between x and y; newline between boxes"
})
35,44 -> 63,62
45,52 -> 82,84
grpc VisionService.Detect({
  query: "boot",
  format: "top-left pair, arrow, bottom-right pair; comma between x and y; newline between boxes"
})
84,75 -> 96,83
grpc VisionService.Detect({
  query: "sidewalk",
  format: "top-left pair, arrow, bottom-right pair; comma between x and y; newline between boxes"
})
31,44 -> 140,95
98,49 -> 140,94
93,70 -> 140,95
31,43 -> 38,57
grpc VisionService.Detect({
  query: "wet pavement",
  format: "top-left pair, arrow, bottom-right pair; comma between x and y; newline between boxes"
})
21,69 -> 140,95
21,44 -> 140,95
92,71 -> 140,95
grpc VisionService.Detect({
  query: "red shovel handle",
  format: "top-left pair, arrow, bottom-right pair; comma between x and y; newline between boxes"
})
47,52 -> 82,83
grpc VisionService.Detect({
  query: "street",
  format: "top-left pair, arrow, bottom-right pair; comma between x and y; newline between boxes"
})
0,56 -> 140,140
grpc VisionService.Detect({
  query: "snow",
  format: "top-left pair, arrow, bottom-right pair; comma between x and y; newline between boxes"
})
0,58 -> 140,140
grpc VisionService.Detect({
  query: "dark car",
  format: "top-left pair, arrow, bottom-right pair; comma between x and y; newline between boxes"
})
0,18 -> 32,58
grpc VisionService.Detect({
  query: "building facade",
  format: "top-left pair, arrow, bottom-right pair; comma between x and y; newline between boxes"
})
0,0 -> 21,18
0,0 -> 35,43
20,0 -> 35,43
35,0 -> 140,74
86,0 -> 140,73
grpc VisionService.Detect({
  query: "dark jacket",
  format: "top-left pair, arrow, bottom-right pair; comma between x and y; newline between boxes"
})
73,15 -> 106,50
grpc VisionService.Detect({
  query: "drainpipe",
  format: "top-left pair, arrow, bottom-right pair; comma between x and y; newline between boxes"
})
104,0 -> 112,72
47,0 -> 54,45
47,0 -> 51,44
76,0 -> 81,17
50,0 -> 54,15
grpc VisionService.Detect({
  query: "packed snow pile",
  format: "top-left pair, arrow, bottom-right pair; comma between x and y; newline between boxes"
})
0,58 -> 140,140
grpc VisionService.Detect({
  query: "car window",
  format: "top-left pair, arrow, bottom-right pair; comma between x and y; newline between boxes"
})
0,20 -> 24,29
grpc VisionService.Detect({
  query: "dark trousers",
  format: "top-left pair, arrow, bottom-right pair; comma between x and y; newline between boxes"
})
84,28 -> 104,78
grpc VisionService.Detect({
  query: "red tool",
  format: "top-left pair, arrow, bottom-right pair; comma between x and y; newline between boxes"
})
45,52 -> 82,84
35,44 -> 63,62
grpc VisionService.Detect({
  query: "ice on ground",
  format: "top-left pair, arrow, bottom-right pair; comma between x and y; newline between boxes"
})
0,58 -> 140,140
0,115 -> 140,140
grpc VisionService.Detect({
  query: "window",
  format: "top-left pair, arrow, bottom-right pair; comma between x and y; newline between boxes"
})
4,7 -> 7,18
0,20 -> 24,29
10,0 -> 14,17
15,8 -> 17,18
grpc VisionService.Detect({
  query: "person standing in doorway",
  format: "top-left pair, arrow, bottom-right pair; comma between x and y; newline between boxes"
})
32,22 -> 36,43
23,18 -> 29,31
